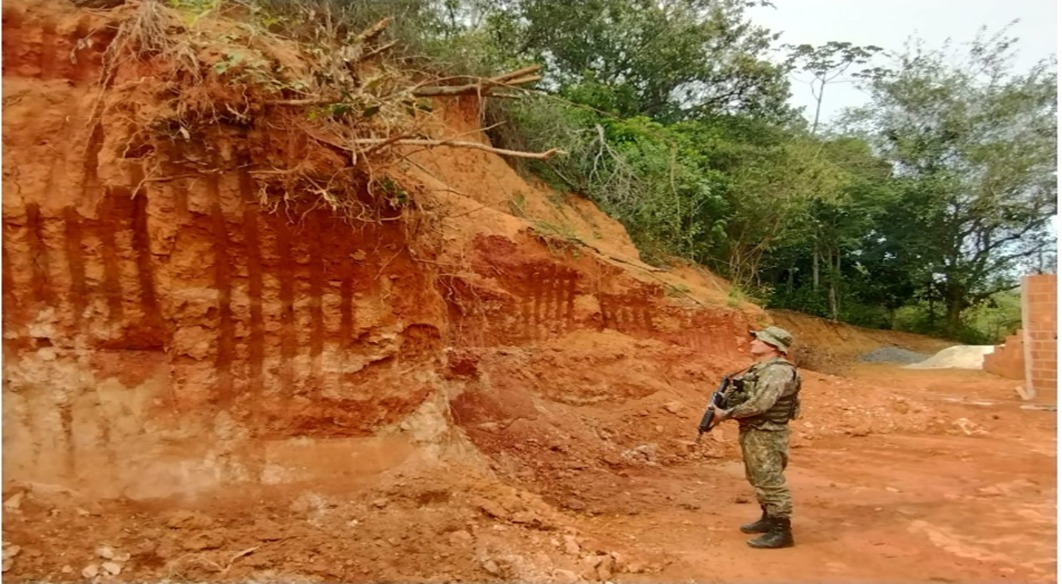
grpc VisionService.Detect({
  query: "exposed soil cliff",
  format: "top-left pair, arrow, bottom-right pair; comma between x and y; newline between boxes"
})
2,2 -> 1054,583
1,0 -> 764,500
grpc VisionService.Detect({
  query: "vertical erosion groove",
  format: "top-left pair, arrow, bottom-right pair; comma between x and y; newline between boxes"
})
276,216 -> 295,395
131,189 -> 161,327
240,169 -> 265,397
25,203 -> 52,307
308,213 -> 324,392
210,174 -> 235,401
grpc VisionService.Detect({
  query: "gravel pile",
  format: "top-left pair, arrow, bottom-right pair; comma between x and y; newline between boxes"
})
903,345 -> 996,370
859,346 -> 932,364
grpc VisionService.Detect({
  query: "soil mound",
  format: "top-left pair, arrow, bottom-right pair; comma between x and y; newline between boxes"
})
859,347 -> 932,364
904,346 -> 997,370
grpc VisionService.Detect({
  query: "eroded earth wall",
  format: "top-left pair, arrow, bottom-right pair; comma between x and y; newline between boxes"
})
2,1 -> 755,500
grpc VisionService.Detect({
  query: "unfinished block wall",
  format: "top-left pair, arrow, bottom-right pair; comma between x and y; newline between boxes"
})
983,330 -> 1025,379
1022,274 -> 1057,397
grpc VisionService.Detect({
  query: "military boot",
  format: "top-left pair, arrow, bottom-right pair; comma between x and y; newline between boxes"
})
739,506 -> 770,534
747,517 -> 794,549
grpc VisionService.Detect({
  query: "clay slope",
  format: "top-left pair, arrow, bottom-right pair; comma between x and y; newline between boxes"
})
3,3 -> 1017,582
1,0 -> 756,500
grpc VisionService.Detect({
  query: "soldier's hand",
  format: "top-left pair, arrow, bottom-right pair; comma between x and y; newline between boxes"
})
711,409 -> 730,428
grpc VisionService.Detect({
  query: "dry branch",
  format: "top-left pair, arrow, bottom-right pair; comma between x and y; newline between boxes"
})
357,40 -> 396,63
355,18 -> 390,45
267,98 -> 335,106
490,65 -> 541,83
411,65 -> 542,97
411,76 -> 540,97
351,138 -> 562,159
499,74 -> 541,86
359,131 -> 415,157
266,65 -> 543,107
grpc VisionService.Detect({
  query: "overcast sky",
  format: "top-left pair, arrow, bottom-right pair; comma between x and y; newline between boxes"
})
748,0 -> 1058,126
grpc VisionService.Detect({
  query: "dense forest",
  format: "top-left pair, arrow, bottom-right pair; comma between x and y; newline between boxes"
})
203,0 -> 1057,343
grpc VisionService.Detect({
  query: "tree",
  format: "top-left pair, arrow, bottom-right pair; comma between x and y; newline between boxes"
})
846,25 -> 1057,336
756,134 -> 900,323
686,117 -> 835,290
782,42 -> 884,319
786,41 -> 882,135
491,0 -> 791,121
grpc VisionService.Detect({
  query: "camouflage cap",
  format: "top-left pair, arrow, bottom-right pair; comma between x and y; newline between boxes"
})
750,326 -> 793,354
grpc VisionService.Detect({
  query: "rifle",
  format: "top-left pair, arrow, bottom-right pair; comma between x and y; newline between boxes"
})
695,367 -> 747,443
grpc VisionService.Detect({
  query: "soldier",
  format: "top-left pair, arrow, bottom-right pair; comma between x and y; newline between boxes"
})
711,326 -> 801,549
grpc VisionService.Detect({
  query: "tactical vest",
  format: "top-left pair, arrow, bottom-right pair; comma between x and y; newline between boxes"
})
743,361 -> 801,426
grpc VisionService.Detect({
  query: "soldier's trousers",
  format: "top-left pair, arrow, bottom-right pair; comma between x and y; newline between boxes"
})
738,426 -> 792,518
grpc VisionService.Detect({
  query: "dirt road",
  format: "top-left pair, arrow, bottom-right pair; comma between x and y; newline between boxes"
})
3,365 -> 1055,583
527,365 -> 1058,584
599,430 -> 1056,583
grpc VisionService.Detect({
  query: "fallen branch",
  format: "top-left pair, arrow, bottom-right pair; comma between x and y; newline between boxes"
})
266,65 -> 543,107
266,98 -> 333,106
219,547 -> 259,576
359,131 -> 415,158
499,74 -> 541,86
351,138 -> 563,159
357,40 -> 397,63
355,18 -> 390,45
129,170 -> 227,197
490,64 -> 541,83
411,75 -> 540,97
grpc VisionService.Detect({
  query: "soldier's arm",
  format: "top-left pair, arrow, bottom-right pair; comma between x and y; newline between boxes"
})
724,365 -> 792,419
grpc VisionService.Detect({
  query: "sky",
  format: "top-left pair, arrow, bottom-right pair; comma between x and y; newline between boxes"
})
748,0 -> 1058,126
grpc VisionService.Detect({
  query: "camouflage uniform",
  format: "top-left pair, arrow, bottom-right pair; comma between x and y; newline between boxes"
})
724,356 -> 801,519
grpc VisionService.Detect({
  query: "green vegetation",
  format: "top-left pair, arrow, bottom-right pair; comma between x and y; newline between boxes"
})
169,0 -> 1056,343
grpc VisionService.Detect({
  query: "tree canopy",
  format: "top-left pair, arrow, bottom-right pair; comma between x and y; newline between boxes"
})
845,27 -> 1057,335
234,0 -> 1056,342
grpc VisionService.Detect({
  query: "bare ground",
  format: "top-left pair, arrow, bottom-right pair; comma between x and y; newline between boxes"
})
4,364 -> 1055,583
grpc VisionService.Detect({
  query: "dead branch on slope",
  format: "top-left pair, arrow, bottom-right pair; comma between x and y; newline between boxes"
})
91,1 -> 559,225
349,138 -> 562,160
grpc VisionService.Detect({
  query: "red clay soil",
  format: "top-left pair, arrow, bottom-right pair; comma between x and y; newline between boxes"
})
2,2 -> 1056,583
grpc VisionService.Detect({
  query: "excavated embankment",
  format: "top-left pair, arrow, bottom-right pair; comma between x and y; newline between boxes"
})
1,0 -> 755,502
9,4 -> 1041,584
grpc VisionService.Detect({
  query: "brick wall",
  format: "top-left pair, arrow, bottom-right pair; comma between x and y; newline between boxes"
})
983,330 -> 1025,379
1021,274 -> 1057,397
